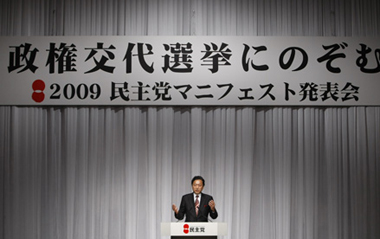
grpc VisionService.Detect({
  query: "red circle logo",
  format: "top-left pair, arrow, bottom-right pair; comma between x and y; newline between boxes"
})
32,79 -> 46,103
183,224 -> 189,234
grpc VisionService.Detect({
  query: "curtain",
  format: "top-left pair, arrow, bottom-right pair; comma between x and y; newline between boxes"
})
1,1 -> 380,239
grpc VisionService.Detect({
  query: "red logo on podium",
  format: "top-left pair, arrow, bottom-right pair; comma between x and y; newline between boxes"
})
183,224 -> 189,234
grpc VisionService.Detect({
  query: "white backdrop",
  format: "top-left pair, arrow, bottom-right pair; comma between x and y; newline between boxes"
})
1,1 -> 380,239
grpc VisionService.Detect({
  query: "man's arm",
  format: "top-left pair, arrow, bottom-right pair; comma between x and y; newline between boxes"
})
172,204 -> 179,214
208,198 -> 218,219
173,196 -> 186,220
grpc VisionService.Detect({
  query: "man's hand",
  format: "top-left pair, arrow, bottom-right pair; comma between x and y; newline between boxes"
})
172,204 -> 179,214
208,200 -> 216,212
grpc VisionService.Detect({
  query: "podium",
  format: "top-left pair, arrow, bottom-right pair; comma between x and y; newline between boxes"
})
161,222 -> 227,239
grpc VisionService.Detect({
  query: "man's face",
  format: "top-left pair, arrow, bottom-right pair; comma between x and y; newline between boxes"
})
192,179 -> 204,195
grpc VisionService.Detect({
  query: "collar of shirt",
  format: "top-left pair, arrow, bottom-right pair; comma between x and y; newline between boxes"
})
193,193 -> 201,203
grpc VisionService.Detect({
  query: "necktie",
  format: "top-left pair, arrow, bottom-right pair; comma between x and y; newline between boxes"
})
195,195 -> 199,216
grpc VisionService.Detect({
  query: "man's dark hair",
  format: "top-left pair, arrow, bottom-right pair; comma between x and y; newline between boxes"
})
191,176 -> 205,186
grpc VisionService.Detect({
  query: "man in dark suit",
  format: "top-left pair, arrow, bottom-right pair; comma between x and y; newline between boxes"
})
172,176 -> 218,222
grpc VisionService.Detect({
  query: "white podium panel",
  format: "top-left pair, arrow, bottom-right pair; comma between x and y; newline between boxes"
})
161,222 -> 227,238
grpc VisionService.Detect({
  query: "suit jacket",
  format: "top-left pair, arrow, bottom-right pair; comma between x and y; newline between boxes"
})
175,193 -> 218,222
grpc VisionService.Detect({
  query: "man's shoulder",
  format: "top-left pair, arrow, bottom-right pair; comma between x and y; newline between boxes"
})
201,193 -> 213,199
182,193 -> 213,199
180,193 -> 193,203
182,193 -> 193,198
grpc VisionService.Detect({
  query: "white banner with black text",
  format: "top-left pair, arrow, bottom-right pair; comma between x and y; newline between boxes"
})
1,36 -> 380,106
